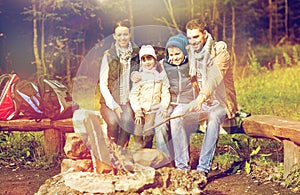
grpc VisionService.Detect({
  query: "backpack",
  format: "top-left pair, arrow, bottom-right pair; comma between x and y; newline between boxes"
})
37,77 -> 79,120
0,73 -> 19,120
13,80 -> 44,120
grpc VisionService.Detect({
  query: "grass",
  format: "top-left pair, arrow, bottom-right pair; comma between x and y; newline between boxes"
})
235,65 -> 300,120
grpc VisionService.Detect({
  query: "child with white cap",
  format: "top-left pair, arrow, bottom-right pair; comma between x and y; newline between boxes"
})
129,45 -> 170,154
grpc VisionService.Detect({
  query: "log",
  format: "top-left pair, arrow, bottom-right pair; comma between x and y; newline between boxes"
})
0,117 -> 74,156
0,118 -> 74,133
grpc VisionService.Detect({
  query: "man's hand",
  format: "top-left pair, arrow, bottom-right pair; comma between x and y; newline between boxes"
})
135,116 -> 143,125
114,107 -> 123,119
187,99 -> 201,112
185,97 -> 204,113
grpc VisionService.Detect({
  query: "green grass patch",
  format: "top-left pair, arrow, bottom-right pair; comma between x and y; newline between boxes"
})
236,65 -> 300,120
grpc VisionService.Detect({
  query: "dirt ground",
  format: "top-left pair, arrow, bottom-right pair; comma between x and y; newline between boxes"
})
0,164 -> 298,195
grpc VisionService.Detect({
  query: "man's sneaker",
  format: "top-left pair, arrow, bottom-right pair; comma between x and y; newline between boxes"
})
198,171 -> 208,189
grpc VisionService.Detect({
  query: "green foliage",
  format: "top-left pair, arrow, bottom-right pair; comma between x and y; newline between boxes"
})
0,132 -> 60,169
283,51 -> 292,66
247,49 -> 262,75
253,44 -> 300,70
213,152 -> 241,170
273,55 -> 281,70
292,46 -> 300,66
283,164 -> 300,188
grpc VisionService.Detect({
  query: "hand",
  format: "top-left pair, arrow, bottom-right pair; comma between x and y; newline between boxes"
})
135,116 -> 142,125
186,99 -> 202,112
131,71 -> 142,83
196,94 -> 206,110
158,109 -> 168,118
114,107 -> 123,119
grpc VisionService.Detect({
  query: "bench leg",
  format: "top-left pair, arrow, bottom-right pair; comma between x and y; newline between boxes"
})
44,128 -> 63,156
283,140 -> 300,178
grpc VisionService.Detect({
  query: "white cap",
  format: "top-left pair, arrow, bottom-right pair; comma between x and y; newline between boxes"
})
139,45 -> 157,60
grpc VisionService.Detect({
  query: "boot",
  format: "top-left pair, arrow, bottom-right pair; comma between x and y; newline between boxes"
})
117,129 -> 130,149
144,134 -> 154,148
133,135 -> 144,150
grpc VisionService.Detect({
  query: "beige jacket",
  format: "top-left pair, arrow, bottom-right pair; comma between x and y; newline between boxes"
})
129,64 -> 170,117
189,41 -> 238,119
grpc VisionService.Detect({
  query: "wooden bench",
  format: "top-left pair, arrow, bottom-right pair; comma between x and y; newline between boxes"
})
0,118 -> 74,156
0,114 -> 299,178
242,115 -> 300,178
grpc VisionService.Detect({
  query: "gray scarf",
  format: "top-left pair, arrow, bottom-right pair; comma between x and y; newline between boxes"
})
189,33 -> 214,89
115,42 -> 133,105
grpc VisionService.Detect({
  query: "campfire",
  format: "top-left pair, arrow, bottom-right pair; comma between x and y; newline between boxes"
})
36,109 -> 206,194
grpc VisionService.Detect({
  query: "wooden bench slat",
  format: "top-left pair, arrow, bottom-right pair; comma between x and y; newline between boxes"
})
0,118 -> 74,133
242,115 -> 300,146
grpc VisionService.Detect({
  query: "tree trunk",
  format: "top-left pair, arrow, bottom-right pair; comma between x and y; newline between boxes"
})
164,0 -> 181,32
275,0 -> 278,43
65,37 -> 72,89
127,0 -> 134,39
212,0 -> 219,41
284,0 -> 288,37
41,15 -> 47,75
268,0 -> 273,45
222,13 -> 226,40
32,0 -> 43,76
190,0 -> 194,20
231,6 -> 237,74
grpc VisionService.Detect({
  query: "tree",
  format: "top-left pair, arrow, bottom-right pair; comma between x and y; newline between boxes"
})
31,0 -> 43,76
23,0 -> 103,85
155,0 -> 182,33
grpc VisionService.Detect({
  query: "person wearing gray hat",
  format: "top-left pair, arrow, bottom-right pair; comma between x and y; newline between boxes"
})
158,34 -> 199,160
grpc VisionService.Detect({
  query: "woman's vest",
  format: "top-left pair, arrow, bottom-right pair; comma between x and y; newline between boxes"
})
100,43 -> 140,105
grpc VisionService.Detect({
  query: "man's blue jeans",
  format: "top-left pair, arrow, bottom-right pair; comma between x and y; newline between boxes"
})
170,101 -> 226,173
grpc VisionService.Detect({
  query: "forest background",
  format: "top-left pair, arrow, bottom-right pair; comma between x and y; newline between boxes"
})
0,0 -> 299,80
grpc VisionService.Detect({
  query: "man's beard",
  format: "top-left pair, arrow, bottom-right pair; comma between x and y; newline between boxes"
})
194,43 -> 204,53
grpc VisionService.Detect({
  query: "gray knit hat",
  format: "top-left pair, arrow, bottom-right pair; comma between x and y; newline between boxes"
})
165,34 -> 188,56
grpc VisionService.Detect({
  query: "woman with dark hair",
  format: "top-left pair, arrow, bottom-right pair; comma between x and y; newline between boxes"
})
99,19 -> 140,148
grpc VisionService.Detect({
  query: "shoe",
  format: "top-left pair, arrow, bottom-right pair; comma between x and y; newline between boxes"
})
198,171 -> 208,189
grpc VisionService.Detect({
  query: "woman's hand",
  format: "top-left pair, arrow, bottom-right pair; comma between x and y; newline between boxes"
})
114,107 -> 123,119
135,116 -> 143,125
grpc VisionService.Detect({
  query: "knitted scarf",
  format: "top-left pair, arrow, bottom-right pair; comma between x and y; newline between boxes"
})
141,65 -> 161,81
189,32 -> 214,89
115,42 -> 133,105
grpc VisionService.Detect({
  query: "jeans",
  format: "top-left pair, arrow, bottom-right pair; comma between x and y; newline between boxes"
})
100,103 -> 134,148
171,101 -> 226,173
154,112 -> 171,157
